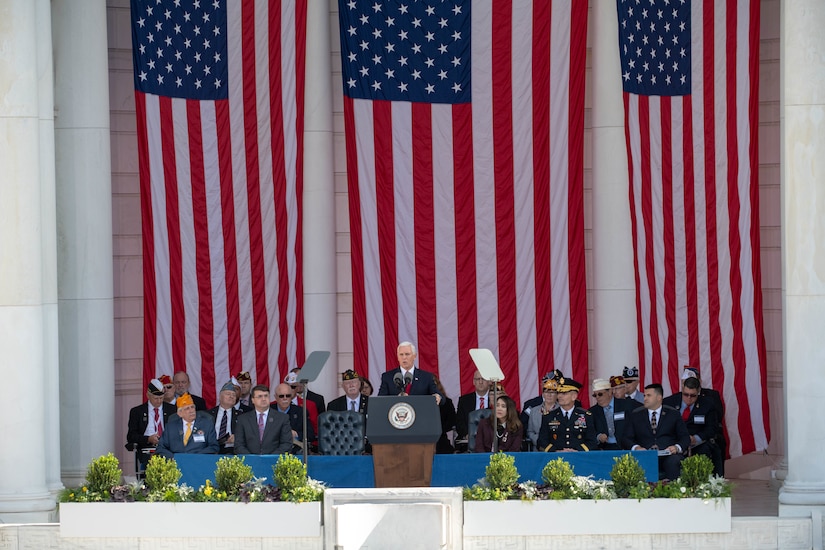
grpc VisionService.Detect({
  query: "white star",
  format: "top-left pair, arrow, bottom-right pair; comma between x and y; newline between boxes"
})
452,31 -> 461,41
425,31 -> 435,42
348,52 -> 357,62
360,14 -> 369,25
214,78 -> 221,88
139,70 -> 148,81
425,83 -> 435,93
372,28 -> 383,39
451,57 -> 461,67
360,40 -> 370,51
347,78 -> 356,88
411,17 -> 421,28
195,78 -> 202,88
412,43 -> 421,54
348,26 -> 357,36
166,62 -> 173,72
452,82 -> 461,92
372,2 -> 381,13
438,18 -> 448,28
425,6 -> 435,16
398,56 -> 408,66
424,57 -> 435,68
398,30 -> 408,40
399,4 -> 408,14
348,0 -> 356,9
371,80 -> 382,90
452,5 -> 462,16
156,74 -> 164,84
438,69 -> 448,80
385,68 -> 395,79
137,17 -> 145,28
360,66 -> 369,76
398,81 -> 408,92
372,54 -> 382,65
438,44 -> 448,54
176,76 -> 183,87
385,17 -> 395,27
411,69 -> 421,80
385,43 -> 395,53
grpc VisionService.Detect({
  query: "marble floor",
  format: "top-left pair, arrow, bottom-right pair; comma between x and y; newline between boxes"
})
731,477 -> 779,516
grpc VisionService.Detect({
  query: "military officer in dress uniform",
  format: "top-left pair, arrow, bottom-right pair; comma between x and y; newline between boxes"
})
536,377 -> 598,452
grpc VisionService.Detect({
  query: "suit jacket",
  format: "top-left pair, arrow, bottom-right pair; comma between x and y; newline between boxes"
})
234,409 -> 293,455
271,404 -> 315,443
377,367 -> 441,398
474,418 -> 523,453
662,394 -> 719,443
305,389 -> 326,414
328,394 -> 369,415
208,405 -> 246,454
536,406 -> 598,452
155,411 -> 219,458
622,404 -> 690,452
519,394 -> 544,430
456,392 -> 489,439
126,402 -> 177,451
588,397 -> 636,450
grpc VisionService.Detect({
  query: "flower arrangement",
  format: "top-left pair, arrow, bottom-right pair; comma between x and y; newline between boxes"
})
58,453 -> 325,503
463,452 -> 730,501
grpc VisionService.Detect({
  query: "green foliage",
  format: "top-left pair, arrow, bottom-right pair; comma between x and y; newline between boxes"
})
485,453 -> 520,490
463,485 -> 511,501
58,485 -> 107,503
652,480 -> 688,499
610,453 -> 647,497
273,454 -> 307,494
144,455 -> 182,493
627,480 -> 652,500
680,454 -> 714,489
193,479 -> 229,502
214,455 -> 254,495
85,453 -> 122,494
541,457 -> 575,497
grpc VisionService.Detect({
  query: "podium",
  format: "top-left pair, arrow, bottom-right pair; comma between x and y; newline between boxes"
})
366,396 -> 441,487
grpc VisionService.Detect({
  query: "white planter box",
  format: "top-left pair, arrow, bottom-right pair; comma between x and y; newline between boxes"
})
59,502 -> 321,538
464,498 -> 731,536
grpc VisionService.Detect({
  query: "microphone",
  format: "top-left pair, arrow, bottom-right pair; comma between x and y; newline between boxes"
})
404,372 -> 412,387
393,372 -> 405,394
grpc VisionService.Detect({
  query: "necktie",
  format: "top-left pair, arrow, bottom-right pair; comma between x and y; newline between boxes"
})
350,399 -> 357,411
258,413 -> 265,442
479,396 -> 485,409
650,411 -> 658,434
605,405 -> 615,438
219,410 -> 228,439
404,373 -> 412,394
154,408 -> 163,437
682,405 -> 691,421
183,422 -> 192,445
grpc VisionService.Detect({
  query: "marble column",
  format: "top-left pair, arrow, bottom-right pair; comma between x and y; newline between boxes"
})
36,0 -> 63,498
0,0 -> 55,523
590,2 -> 637,380
301,1 -> 339,399
52,0 -> 116,486
778,0 -> 825,516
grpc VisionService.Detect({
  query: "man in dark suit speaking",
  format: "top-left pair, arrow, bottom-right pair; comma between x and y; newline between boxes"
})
377,341 -> 442,406
234,385 -> 293,455
623,383 -> 690,481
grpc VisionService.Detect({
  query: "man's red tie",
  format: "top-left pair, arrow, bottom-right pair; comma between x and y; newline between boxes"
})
405,382 -> 411,394
682,405 -> 691,421
154,408 -> 162,437
479,397 -> 485,409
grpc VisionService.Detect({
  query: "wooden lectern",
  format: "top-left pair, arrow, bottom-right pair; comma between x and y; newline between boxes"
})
366,396 -> 441,487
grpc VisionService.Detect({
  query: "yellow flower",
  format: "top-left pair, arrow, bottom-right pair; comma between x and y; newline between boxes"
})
204,486 -> 213,497
82,487 -> 88,492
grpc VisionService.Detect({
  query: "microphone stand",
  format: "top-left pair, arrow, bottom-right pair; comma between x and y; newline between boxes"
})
300,380 -> 309,465
490,378 -> 500,452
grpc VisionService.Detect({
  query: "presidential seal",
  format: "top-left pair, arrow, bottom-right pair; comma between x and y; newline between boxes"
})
388,401 -> 416,430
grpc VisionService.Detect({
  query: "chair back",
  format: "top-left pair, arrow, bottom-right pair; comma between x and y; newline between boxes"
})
317,410 -> 366,455
467,408 -> 492,453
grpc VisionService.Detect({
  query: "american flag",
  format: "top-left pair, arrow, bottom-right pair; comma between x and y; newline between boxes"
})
132,0 -> 307,407
617,0 -> 769,456
339,0 -> 589,407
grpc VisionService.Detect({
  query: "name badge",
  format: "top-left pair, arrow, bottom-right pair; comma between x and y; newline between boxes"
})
193,433 -> 206,443
613,412 -> 625,421
694,415 -> 705,425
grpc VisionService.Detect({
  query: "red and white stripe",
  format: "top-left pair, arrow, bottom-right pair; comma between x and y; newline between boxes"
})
624,0 -> 769,456
137,0 -> 307,407
344,1 -> 589,407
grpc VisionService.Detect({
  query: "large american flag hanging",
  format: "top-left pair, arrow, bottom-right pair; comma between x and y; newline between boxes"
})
339,0 -> 589,407
132,0 -> 307,407
617,0 -> 769,455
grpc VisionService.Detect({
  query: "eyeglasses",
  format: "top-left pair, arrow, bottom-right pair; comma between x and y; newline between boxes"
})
681,392 -> 699,398
276,394 -> 292,398
290,384 -> 299,389
592,391 -> 608,397
164,385 -> 173,389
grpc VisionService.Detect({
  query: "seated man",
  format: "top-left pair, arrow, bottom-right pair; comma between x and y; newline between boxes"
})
623,366 -> 645,402
622,383 -> 690,480
588,378 -> 636,450
126,378 -> 177,469
610,375 -> 628,400
172,371 -> 208,410
208,381 -> 243,454
663,376 -> 723,475
237,371 -> 253,408
235,385 -> 293,455
536,377 -> 597,452
455,369 -> 492,449
328,369 -> 369,414
271,382 -> 315,453
156,393 -> 219,458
